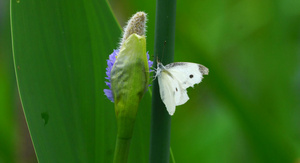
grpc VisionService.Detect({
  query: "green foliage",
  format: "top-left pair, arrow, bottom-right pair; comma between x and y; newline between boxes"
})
0,2 -> 17,162
1,0 -> 299,162
0,64 -> 15,163
10,0 -> 151,162
171,1 -> 300,162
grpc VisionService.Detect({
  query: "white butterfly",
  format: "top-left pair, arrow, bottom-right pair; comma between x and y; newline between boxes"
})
155,62 -> 209,116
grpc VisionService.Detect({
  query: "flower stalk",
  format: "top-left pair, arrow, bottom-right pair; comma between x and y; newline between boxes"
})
149,0 -> 177,162
105,12 -> 151,163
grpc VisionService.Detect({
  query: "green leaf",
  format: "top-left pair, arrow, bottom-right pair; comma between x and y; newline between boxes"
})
0,65 -> 16,163
11,0 -> 150,162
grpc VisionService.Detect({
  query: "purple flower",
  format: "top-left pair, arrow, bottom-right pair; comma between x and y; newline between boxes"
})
147,52 -> 154,72
104,50 -> 153,102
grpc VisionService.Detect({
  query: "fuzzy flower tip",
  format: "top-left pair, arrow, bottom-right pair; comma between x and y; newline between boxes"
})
104,50 -> 153,102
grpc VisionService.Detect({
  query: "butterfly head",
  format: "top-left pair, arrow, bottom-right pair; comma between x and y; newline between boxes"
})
153,61 -> 165,79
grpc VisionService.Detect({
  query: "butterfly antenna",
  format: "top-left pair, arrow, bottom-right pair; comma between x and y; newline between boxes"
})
161,40 -> 167,63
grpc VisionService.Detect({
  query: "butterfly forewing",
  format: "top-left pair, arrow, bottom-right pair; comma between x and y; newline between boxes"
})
165,62 -> 208,89
158,70 -> 177,115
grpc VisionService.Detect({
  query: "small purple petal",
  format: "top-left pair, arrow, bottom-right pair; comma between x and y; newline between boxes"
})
104,89 -> 114,102
105,81 -> 111,88
106,71 -> 110,77
146,52 -> 153,72
104,50 -> 119,102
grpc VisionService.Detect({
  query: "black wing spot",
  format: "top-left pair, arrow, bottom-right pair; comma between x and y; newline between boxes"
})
189,74 -> 194,78
176,88 -> 178,91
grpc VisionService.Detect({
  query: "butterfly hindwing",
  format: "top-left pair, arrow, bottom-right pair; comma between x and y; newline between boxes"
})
176,89 -> 189,106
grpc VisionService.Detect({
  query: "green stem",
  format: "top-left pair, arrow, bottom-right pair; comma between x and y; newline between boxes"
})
113,136 -> 131,163
150,0 -> 177,162
113,113 -> 135,163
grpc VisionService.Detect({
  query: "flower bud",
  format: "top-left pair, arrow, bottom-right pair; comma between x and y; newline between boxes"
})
110,12 -> 150,163
111,33 -> 149,138
119,12 -> 147,49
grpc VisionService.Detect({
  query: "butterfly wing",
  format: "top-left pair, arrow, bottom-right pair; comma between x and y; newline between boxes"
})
164,62 -> 208,106
175,88 -> 189,106
158,70 -> 186,115
157,62 -> 209,116
165,62 -> 209,89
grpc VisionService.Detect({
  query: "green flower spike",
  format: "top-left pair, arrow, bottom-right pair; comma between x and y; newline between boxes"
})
111,12 -> 149,163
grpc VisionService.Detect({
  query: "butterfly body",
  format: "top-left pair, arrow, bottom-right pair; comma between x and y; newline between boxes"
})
156,62 -> 209,115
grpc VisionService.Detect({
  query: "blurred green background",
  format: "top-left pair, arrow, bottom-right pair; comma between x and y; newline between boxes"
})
1,0 -> 300,162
